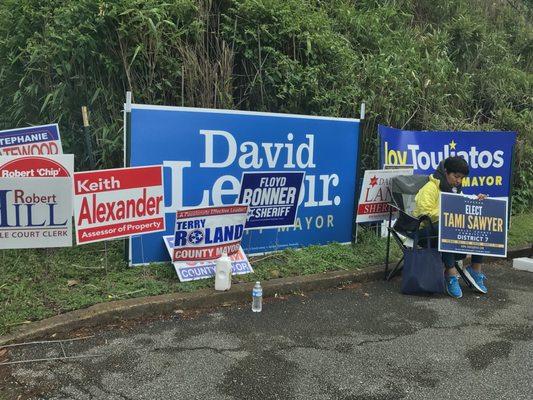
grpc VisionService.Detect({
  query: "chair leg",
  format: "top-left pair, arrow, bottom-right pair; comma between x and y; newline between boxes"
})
384,232 -> 391,280
384,209 -> 393,280
455,262 -> 473,288
386,255 -> 404,281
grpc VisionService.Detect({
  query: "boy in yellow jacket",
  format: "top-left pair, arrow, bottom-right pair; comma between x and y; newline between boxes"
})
414,156 -> 487,298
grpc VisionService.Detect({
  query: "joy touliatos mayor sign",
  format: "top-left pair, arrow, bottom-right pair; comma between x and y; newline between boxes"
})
379,125 -> 516,198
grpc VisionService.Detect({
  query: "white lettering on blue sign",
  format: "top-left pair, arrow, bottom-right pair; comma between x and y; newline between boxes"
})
129,106 -> 360,264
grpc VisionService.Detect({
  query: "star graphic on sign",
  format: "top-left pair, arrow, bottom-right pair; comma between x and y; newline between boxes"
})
370,176 -> 378,187
449,140 -> 457,150
188,229 -> 204,245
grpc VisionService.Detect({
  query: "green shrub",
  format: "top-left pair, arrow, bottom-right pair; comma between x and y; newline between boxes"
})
0,0 -> 530,210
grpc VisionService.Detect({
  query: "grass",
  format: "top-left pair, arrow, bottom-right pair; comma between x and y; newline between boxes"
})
508,212 -> 533,248
1,213 -> 532,336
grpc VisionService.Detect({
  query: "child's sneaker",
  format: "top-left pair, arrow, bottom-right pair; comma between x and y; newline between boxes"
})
446,275 -> 462,298
464,266 -> 487,294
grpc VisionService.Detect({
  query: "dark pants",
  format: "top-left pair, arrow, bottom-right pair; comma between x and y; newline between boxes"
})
417,223 -> 483,269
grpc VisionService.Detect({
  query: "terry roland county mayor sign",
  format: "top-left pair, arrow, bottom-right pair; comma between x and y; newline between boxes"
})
438,193 -> 508,257
172,205 -> 248,262
238,171 -> 305,229
0,155 -> 73,249
0,124 -> 63,156
128,104 -> 360,265
73,166 -> 165,244
163,236 -> 253,282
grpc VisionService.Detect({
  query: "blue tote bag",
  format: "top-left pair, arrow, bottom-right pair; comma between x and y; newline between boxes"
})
401,234 -> 445,295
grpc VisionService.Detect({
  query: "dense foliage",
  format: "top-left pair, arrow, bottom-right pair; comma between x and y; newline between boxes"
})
0,0 -> 531,211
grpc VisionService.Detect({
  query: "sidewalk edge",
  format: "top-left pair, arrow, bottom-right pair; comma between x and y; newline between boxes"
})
1,244 -> 530,346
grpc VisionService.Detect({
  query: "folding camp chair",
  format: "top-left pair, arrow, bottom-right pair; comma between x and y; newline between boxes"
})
383,175 -> 473,287
383,174 -> 433,281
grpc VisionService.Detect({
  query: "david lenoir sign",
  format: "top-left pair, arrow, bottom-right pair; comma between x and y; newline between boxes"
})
127,105 -> 360,265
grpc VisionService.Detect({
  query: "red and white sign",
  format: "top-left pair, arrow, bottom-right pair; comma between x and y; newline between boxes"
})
73,166 -> 165,244
356,169 -> 413,223
163,236 -> 254,282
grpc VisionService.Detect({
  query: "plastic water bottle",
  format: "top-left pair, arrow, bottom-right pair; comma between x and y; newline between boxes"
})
215,252 -> 232,291
252,281 -> 262,312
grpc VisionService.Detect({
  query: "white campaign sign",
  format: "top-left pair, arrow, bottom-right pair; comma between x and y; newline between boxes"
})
0,155 -> 73,249
163,235 -> 253,282
356,168 -> 413,223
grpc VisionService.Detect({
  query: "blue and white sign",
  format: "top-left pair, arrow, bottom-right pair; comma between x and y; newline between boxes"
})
163,236 -> 253,282
439,193 -> 508,257
239,171 -> 305,229
172,205 -> 248,262
127,104 -> 360,265
379,126 -> 516,198
0,124 -> 62,156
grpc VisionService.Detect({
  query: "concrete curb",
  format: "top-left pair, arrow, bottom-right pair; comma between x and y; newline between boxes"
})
1,244 -> 531,346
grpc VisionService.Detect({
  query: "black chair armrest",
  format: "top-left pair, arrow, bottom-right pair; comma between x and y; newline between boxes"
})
386,202 -> 436,237
387,202 -> 417,222
417,214 -> 435,231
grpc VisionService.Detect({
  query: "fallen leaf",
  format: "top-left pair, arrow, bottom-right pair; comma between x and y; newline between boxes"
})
6,320 -> 31,327
269,269 -> 281,278
67,279 -> 79,287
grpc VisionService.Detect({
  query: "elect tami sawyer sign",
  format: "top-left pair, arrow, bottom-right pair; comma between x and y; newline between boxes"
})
439,193 -> 507,257
127,105 -> 360,265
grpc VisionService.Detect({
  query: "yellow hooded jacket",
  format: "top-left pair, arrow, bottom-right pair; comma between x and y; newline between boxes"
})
414,175 -> 441,222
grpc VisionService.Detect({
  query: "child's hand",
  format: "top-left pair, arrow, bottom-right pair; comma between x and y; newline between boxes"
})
477,194 -> 487,200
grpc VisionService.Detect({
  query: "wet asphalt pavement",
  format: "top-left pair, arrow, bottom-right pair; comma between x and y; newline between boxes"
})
1,260 -> 532,400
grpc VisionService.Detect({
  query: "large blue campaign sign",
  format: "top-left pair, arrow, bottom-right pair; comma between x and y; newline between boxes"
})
238,171 -> 305,229
379,126 -> 516,198
127,105 -> 360,265
439,193 -> 508,257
